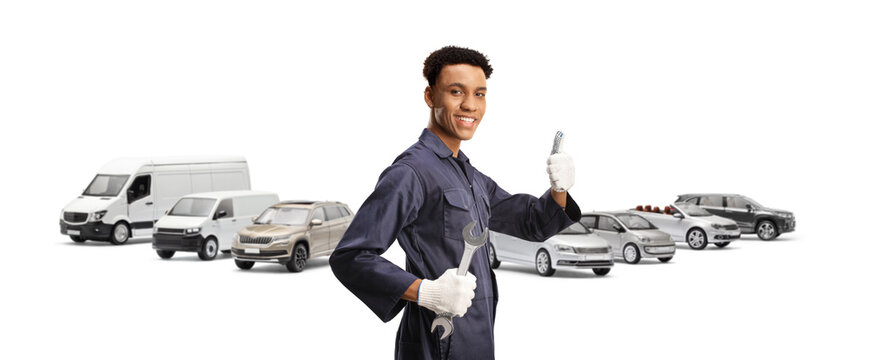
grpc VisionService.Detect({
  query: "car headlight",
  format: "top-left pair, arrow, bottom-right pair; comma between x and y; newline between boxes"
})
638,236 -> 650,243
711,223 -> 723,229
92,210 -> 108,221
777,212 -> 792,218
185,227 -> 201,234
233,233 -> 240,241
555,244 -> 575,253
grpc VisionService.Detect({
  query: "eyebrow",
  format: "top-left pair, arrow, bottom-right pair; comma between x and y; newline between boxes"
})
447,82 -> 487,91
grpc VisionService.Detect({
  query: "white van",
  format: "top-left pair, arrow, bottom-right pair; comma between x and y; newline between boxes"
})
152,191 -> 280,261
59,156 -> 250,245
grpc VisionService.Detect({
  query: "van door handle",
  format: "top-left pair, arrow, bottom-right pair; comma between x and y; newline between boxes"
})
145,202 -> 153,206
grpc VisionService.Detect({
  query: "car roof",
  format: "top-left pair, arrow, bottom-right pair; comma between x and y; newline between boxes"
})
273,200 -> 348,208
584,211 -> 634,217
678,193 -> 743,198
181,190 -> 277,200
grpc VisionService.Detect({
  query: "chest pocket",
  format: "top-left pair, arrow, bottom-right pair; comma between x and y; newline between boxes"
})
443,188 -> 473,241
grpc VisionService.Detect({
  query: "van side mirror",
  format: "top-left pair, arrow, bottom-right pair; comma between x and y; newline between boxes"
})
310,218 -> 323,227
215,210 -> 228,220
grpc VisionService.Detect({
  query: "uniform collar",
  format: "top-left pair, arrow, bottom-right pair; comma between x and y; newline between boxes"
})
419,128 -> 470,163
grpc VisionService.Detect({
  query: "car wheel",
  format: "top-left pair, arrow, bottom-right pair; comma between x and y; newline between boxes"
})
623,243 -> 641,264
488,243 -> 501,269
109,222 -> 130,245
535,249 -> 555,277
714,241 -> 731,248
197,237 -> 219,261
235,259 -> 255,270
286,243 -> 308,272
156,250 -> 175,259
592,268 -> 610,276
70,235 -> 85,243
757,220 -> 778,240
658,256 -> 673,263
686,228 -> 708,250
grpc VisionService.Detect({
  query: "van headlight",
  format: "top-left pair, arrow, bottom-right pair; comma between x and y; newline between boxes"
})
185,227 -> 201,235
92,210 -> 108,222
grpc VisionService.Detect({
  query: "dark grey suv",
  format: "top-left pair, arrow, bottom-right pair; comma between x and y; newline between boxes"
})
675,194 -> 795,240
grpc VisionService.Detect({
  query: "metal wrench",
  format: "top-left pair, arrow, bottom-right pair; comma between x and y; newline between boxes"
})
430,221 -> 489,340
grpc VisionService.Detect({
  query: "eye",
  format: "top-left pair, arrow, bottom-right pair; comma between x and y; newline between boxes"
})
450,89 -> 463,95
475,92 -> 486,97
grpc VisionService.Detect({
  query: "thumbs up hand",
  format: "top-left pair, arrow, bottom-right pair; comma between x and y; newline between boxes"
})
547,131 -> 574,192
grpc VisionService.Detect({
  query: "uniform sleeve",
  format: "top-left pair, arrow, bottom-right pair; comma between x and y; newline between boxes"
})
485,175 -> 581,242
329,163 -> 423,322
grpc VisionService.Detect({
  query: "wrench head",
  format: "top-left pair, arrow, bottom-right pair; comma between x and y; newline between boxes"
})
431,317 -> 454,340
461,221 -> 488,247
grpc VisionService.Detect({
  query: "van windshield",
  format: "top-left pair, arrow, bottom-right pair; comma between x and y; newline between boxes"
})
169,198 -> 216,217
255,207 -> 309,226
83,175 -> 130,197
559,222 -> 592,235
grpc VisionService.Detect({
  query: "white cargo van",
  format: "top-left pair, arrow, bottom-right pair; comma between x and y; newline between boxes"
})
59,156 -> 250,244
152,191 -> 279,260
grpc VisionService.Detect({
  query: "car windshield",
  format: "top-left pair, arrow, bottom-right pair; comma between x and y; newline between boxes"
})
169,198 -> 216,217
255,207 -> 309,226
616,214 -> 657,230
559,222 -> 592,235
83,174 -> 130,196
675,203 -> 712,216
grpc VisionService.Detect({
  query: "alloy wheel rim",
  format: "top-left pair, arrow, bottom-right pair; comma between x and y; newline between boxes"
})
206,240 -> 217,257
689,231 -> 704,247
115,226 -> 128,242
295,248 -> 306,269
488,246 -> 495,265
759,223 -> 774,239
536,252 -> 548,273
624,246 -> 637,262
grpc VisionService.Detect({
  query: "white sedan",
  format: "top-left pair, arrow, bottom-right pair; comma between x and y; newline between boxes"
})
489,223 -> 614,277
629,203 -> 741,250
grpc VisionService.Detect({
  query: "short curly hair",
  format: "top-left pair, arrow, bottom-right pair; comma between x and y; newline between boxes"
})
423,46 -> 493,87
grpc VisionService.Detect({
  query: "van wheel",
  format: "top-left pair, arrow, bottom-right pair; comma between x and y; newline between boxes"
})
686,228 -> 708,250
70,236 -> 85,243
658,256 -> 673,263
286,243 -> 308,272
198,237 -> 218,261
488,243 -> 501,269
714,241 -> 731,248
235,260 -> 255,270
592,268 -> 610,276
535,249 -> 555,277
156,250 -> 175,259
109,222 -> 130,245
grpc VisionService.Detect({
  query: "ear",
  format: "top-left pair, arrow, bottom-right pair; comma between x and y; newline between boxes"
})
424,86 -> 434,108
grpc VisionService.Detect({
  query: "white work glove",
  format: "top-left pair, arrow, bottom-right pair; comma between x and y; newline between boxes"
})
547,152 -> 575,192
417,268 -> 477,317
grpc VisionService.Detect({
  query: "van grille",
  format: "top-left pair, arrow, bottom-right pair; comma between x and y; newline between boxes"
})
64,212 -> 88,223
576,247 -> 610,254
239,235 -> 273,244
156,228 -> 185,235
724,224 -> 739,230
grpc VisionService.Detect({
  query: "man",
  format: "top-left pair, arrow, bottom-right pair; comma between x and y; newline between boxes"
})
330,46 -> 580,360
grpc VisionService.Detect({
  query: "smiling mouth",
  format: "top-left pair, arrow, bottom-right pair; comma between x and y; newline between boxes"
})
456,115 -> 476,124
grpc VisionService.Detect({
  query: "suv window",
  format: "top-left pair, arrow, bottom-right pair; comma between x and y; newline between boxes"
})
726,196 -> 750,209
127,175 -> 151,203
684,197 -> 699,205
324,206 -> 343,221
699,195 -> 723,207
216,198 -> 234,219
311,207 -> 325,222
598,216 -> 621,232
339,206 -> 351,217
579,216 -> 596,229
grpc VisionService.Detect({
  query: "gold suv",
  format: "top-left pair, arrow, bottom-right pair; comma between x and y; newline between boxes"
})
231,201 -> 353,272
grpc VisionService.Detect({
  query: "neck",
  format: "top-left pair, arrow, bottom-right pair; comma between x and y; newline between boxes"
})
427,120 -> 460,158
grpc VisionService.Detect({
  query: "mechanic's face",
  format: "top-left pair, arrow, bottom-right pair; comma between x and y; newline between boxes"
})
425,64 -> 487,142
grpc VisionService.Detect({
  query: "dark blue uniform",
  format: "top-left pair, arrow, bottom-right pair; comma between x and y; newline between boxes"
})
330,129 -> 580,360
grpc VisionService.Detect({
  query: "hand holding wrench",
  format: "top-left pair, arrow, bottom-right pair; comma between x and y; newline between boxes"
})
430,221 -> 488,340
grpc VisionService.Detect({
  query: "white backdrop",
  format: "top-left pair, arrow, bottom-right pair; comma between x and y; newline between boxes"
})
2,1 -> 868,359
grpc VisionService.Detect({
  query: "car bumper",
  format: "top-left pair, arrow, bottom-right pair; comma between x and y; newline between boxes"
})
231,248 -> 291,263
152,233 -> 205,252
779,219 -> 796,233
710,229 -> 741,241
553,252 -> 614,269
641,244 -> 676,257
59,220 -> 113,241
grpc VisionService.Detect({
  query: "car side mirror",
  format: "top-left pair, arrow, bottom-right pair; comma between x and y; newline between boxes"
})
310,218 -> 323,227
251,216 -> 258,222
612,224 -> 624,232
745,204 -> 753,212
673,212 -> 684,218
215,210 -> 228,220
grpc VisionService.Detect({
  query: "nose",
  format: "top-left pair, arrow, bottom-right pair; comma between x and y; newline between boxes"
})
460,94 -> 477,112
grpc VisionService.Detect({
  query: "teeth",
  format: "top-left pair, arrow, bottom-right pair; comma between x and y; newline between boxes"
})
458,116 -> 474,123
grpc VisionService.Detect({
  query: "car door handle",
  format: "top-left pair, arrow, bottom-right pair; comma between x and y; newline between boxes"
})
145,202 -> 153,206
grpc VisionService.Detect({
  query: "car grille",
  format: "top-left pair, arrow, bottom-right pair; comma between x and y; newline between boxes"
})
724,224 -> 739,230
239,235 -> 273,244
576,247 -> 610,254
156,228 -> 185,235
232,249 -> 288,257
64,212 -> 88,223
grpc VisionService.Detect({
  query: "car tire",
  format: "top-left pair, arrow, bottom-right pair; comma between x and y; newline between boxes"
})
156,250 -> 175,259
623,243 -> 641,264
658,256 -> 673,263
235,259 -> 255,270
197,237 -> 219,261
109,222 -> 130,245
592,268 -> 610,276
535,249 -> 555,277
686,228 -> 708,250
285,243 -> 308,272
756,220 -> 778,241
70,235 -> 85,243
220,250 -> 231,254
488,243 -> 501,269
714,241 -> 731,248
